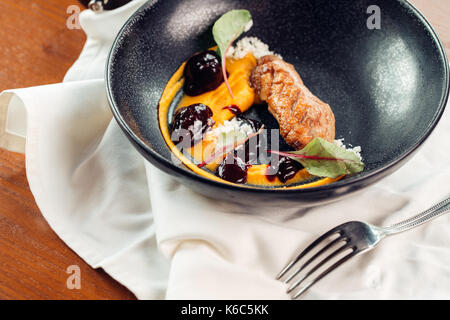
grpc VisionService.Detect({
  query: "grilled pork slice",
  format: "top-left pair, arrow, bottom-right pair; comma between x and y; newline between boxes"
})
250,55 -> 335,150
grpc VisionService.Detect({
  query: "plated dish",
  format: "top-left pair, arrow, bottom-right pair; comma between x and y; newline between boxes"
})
107,0 -> 449,206
160,10 -> 364,189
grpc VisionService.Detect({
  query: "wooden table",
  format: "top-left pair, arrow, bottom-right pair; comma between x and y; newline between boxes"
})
0,0 -> 135,300
0,0 -> 448,300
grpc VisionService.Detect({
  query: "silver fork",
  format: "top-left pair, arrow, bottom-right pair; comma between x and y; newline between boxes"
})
277,197 -> 450,299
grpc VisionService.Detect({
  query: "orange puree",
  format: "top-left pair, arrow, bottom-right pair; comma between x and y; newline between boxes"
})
178,53 -> 257,125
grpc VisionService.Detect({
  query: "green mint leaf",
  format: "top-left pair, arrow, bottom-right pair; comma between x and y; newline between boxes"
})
273,138 -> 364,178
212,9 -> 252,58
212,9 -> 253,98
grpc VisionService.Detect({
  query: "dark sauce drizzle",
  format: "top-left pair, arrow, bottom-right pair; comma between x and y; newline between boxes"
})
266,156 -> 304,183
222,105 -> 242,115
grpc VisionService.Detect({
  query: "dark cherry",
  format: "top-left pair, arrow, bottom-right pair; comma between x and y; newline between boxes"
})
170,103 -> 214,146
216,116 -> 267,183
217,154 -> 249,184
222,104 -> 242,115
234,135 -> 265,165
266,156 -> 304,183
184,50 -> 224,96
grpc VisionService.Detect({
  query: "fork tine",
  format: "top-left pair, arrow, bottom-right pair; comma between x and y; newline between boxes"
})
287,244 -> 354,294
284,235 -> 348,283
292,250 -> 358,299
276,226 -> 342,280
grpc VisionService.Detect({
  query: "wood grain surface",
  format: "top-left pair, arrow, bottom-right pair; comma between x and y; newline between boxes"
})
0,0 -> 135,300
0,0 -> 448,300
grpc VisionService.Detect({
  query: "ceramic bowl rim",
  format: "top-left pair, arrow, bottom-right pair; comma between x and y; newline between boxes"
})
106,0 -> 450,195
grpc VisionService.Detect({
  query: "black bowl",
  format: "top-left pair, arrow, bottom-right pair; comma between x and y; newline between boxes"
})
106,0 -> 449,207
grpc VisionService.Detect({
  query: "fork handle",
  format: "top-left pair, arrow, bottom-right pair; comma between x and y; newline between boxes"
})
382,197 -> 450,235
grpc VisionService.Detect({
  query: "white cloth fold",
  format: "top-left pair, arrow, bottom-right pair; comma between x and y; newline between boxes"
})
1,0 -> 449,299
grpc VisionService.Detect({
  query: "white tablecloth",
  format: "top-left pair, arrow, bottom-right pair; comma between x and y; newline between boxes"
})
0,0 -> 449,299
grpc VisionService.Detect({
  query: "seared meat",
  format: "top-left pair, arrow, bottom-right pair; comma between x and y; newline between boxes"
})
250,55 -> 335,150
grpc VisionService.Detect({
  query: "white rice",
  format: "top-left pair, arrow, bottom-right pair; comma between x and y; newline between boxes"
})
334,138 -> 363,160
207,118 -> 254,153
226,36 -> 282,60
210,117 -> 254,137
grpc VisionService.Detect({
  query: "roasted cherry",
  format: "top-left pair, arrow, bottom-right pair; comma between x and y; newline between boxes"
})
184,50 -> 224,96
217,154 -> 249,184
266,156 -> 303,183
170,103 -> 214,146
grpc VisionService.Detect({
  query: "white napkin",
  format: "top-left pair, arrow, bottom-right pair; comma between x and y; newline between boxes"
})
1,0 -> 450,300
